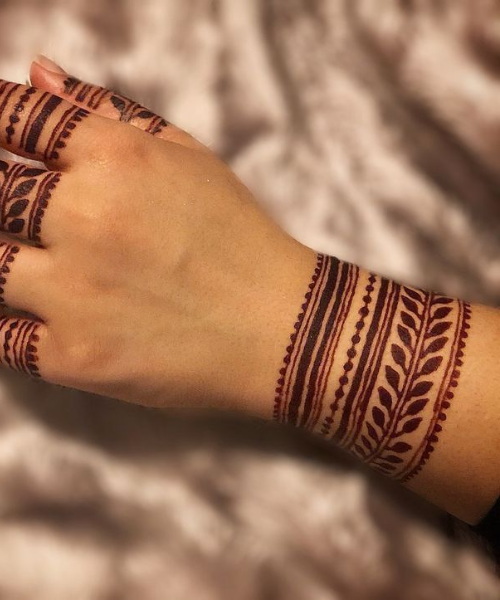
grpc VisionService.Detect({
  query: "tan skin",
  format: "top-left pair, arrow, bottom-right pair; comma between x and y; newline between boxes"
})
0,56 -> 495,526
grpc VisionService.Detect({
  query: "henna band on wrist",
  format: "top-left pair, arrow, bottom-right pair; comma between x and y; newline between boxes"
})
274,253 -> 471,482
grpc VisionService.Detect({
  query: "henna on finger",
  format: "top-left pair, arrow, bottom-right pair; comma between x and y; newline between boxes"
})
0,315 -> 41,379
0,82 -> 89,159
63,76 -> 168,136
0,243 -> 42,379
0,161 -> 60,243
275,254 -> 471,482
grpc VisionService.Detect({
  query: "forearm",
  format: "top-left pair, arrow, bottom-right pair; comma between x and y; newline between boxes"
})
242,245 -> 500,525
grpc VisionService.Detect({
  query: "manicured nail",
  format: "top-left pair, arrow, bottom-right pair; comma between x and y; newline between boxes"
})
33,54 -> 67,75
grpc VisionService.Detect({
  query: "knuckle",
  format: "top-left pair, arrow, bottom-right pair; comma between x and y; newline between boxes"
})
63,337 -> 106,376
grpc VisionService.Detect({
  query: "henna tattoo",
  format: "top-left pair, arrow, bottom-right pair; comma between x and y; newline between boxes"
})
64,76 -> 168,136
274,254 -> 471,482
0,242 -> 41,379
0,160 -> 60,242
0,315 -> 41,379
44,106 -> 89,161
0,243 -> 19,306
6,87 -> 36,144
0,82 -> 89,159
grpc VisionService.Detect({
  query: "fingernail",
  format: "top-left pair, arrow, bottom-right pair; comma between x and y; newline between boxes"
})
33,54 -> 67,75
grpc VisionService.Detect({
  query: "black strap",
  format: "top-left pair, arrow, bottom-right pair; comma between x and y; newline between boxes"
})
471,496 -> 500,564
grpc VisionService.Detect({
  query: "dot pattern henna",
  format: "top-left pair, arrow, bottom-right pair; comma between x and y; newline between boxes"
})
0,81 -> 89,159
274,254 -> 471,482
0,243 -> 19,306
0,160 -> 60,243
63,76 -> 168,136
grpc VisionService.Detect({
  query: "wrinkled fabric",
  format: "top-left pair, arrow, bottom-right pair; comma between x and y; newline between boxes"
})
0,1 -> 497,597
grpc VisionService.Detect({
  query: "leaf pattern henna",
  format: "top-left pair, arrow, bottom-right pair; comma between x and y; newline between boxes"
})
0,161 -> 60,243
63,76 -> 168,136
275,254 -> 471,482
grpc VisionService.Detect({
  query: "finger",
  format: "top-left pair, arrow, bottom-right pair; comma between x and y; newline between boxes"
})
0,242 -> 49,319
0,79 -> 92,166
0,158 -> 61,246
30,57 -> 208,152
0,315 -> 47,380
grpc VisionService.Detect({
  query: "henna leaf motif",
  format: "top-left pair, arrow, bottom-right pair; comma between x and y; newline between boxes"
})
378,463 -> 396,471
378,386 -> 393,410
0,161 -> 8,172
136,110 -> 155,119
423,336 -> 448,356
403,287 -> 423,303
406,398 -> 428,415
410,381 -> 433,398
361,435 -> 373,451
372,406 -> 385,428
8,219 -> 24,233
391,344 -> 406,372
428,322 -> 451,337
11,179 -> 36,199
401,417 -> 422,434
7,199 -> 28,218
367,422 -> 379,443
388,442 -> 412,453
432,307 -> 452,321
382,455 -> 404,464
385,365 -> 400,393
402,296 -> 419,316
401,311 -> 416,331
354,444 -> 366,458
420,356 -> 443,376
432,297 -> 453,305
397,325 -> 412,350
111,96 -> 126,111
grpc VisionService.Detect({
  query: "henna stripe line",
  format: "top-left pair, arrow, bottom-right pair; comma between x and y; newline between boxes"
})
288,257 -> 340,426
45,107 -> 89,161
274,254 -> 325,421
24,95 -> 63,154
12,319 -> 31,372
27,171 -> 60,241
299,260 -> 350,427
307,264 -> 359,430
0,163 -> 23,223
45,104 -> 76,158
19,92 -> 48,149
281,254 -> 328,421
0,84 -> 21,123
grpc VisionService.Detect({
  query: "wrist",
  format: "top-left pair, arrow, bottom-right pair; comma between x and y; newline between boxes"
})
215,233 -> 319,419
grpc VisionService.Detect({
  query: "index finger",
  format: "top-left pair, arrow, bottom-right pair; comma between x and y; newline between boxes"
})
0,79 -> 93,167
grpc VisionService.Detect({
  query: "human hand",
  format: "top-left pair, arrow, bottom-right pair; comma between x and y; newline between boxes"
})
0,58 -> 317,414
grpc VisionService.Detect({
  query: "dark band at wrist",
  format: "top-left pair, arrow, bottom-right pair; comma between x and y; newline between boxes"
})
471,496 -> 500,563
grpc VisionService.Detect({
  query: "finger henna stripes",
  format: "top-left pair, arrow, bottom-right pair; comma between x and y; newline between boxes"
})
0,160 -> 60,242
274,254 -> 472,482
0,81 -> 89,159
63,76 -> 168,136
0,316 -> 41,379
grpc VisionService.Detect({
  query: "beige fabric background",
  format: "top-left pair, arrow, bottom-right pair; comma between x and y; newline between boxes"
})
0,0 -> 497,597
